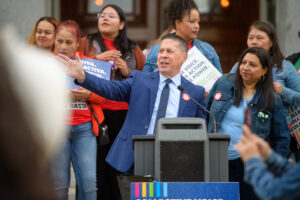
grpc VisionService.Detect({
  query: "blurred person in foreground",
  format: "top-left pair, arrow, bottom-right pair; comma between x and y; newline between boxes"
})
28,16 -> 59,51
235,125 -> 300,200
52,20 -> 106,200
0,26 -> 68,199
58,34 -> 207,176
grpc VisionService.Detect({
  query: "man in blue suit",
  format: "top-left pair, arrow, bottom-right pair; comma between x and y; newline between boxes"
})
59,34 -> 207,173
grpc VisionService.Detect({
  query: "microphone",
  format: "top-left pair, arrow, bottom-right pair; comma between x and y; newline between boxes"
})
177,85 -> 217,134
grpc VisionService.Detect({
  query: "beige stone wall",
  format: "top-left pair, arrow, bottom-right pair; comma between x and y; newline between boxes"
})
0,0 -> 51,41
276,0 -> 300,56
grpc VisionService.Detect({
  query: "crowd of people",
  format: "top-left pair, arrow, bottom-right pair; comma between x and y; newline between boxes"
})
19,0 -> 300,199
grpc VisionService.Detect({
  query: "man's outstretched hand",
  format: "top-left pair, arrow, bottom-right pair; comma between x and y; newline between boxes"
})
57,53 -> 86,83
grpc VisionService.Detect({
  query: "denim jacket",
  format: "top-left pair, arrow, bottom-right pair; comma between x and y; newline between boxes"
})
244,152 -> 300,200
230,59 -> 300,123
206,74 -> 290,156
143,38 -> 223,73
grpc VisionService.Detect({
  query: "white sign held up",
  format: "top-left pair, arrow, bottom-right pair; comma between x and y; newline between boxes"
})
180,46 -> 221,91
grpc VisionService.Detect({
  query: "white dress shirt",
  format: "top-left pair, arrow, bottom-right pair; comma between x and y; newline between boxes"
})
147,73 -> 181,134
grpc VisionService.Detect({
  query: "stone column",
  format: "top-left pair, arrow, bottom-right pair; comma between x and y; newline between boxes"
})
0,0 -> 51,41
275,0 -> 300,56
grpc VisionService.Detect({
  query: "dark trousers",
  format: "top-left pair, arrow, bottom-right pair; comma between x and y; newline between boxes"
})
97,109 -> 127,200
229,158 -> 260,200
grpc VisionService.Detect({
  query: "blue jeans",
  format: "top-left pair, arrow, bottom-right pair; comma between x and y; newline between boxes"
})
52,121 -> 97,200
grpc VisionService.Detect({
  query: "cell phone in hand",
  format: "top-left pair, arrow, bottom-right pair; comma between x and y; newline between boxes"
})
272,68 -> 276,82
244,108 -> 251,128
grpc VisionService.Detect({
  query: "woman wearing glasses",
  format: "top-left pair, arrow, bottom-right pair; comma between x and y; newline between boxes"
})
78,4 -> 145,200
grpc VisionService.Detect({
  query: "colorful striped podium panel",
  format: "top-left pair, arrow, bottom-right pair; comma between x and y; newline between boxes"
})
130,182 -> 239,200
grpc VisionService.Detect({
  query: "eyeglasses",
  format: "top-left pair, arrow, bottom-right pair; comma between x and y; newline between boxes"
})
97,13 -> 118,19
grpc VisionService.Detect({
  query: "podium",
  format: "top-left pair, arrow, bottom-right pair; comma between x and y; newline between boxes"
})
155,118 -> 209,181
132,118 -> 230,182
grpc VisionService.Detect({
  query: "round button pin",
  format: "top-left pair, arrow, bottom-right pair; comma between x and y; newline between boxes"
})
214,92 -> 222,100
182,93 -> 190,101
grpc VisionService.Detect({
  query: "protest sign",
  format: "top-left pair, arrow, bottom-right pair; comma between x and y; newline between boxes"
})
289,106 -> 300,148
68,58 -> 111,110
70,58 -> 111,89
181,46 -> 221,91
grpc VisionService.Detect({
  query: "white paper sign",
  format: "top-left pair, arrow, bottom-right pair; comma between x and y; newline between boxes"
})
180,46 -> 222,91
66,99 -> 89,110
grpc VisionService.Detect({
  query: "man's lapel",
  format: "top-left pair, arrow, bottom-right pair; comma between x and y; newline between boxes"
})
149,72 -> 160,115
177,76 -> 190,117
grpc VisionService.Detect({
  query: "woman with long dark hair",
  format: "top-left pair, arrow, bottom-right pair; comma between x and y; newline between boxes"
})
207,47 -> 290,200
78,4 -> 145,200
230,21 -> 300,129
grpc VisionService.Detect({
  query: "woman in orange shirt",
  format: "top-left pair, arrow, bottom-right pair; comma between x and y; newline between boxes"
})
51,20 -> 105,200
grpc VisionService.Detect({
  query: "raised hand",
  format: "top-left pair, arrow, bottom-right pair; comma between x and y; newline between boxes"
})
254,133 -> 272,161
273,82 -> 283,94
57,53 -> 86,82
235,125 -> 272,162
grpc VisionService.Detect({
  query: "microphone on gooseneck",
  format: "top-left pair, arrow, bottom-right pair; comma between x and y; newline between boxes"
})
177,85 -> 217,134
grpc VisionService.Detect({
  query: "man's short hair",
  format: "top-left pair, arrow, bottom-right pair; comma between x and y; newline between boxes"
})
161,33 -> 188,53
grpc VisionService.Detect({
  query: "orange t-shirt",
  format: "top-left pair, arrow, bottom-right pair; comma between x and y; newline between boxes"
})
66,52 -> 92,125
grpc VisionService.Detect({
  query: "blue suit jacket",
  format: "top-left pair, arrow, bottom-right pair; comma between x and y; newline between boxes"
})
77,70 -> 206,172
